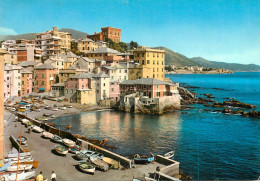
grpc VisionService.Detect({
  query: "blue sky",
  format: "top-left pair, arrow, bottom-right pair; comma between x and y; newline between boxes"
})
0,0 -> 260,65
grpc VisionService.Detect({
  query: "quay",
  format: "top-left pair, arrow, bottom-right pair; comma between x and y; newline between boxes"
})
4,109 -> 181,180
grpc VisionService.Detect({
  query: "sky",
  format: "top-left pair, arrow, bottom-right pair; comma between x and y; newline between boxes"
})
0,0 -> 260,65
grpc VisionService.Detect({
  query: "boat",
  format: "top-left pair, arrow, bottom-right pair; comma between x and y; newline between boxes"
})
32,126 -> 43,133
52,135 -> 63,143
12,161 -> 39,169
102,157 -> 120,169
52,108 -> 59,111
62,138 -> 75,147
90,152 -> 103,159
0,170 -> 35,180
164,150 -> 175,159
4,155 -> 32,162
55,145 -> 68,156
68,145 -> 81,154
21,119 -> 30,125
5,157 -> 34,164
90,156 -> 109,172
6,152 -> 31,158
134,154 -> 154,164
0,162 -> 11,171
6,164 -> 33,171
17,136 -> 27,145
76,150 -> 95,160
78,161 -> 95,174
42,131 -> 53,139
59,106 -> 66,110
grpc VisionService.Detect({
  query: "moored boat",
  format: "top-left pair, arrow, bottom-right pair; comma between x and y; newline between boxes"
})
32,126 -> 43,133
90,156 -> 109,172
52,135 -> 63,143
164,150 -> 175,159
0,170 -> 35,180
55,145 -> 68,156
68,145 -> 81,154
134,154 -> 154,164
62,138 -> 75,147
0,162 -> 11,171
78,161 -> 95,174
17,136 -> 27,145
76,150 -> 95,160
21,119 -> 30,125
6,152 -> 31,158
42,131 -> 53,139
7,164 -> 33,171
102,157 -> 120,169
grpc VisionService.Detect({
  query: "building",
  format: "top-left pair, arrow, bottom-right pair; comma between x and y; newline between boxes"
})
87,27 -> 121,43
35,27 -> 71,58
77,38 -> 98,53
109,80 -> 120,102
0,49 -> 7,159
1,40 -> 16,50
21,68 -> 33,95
34,64 -> 57,92
129,47 -> 165,81
51,83 -> 65,97
64,73 -> 96,105
4,64 -> 22,100
4,53 -> 17,65
118,78 -> 180,114
84,47 -> 122,61
102,63 -> 128,82
16,44 -> 36,62
75,57 -> 104,73
92,72 -> 110,104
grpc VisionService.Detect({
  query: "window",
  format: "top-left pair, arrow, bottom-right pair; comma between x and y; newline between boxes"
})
162,61 -> 163,65
42,81 -> 44,85
156,92 -> 160,97
142,53 -> 144,57
22,74 -> 24,77
7,77 -> 9,80
18,76 -> 20,79
22,81 -> 24,85
103,83 -> 105,86
157,61 -> 159,65
36,81 -> 38,85
162,68 -> 164,72
112,88 -> 114,92
111,76 -> 114,79
142,60 -> 144,64
125,70 -> 127,73
18,82 -> 20,85
153,60 -> 155,65
137,53 -> 139,57
147,60 -> 150,64
66,89 -> 68,93
42,74 -> 45,78
18,70 -> 20,73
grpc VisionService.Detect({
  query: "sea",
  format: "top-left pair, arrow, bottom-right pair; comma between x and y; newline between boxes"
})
51,72 -> 260,180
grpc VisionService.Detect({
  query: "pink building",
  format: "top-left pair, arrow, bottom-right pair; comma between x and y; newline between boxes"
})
120,78 -> 178,98
109,81 -> 120,102
21,68 -> 33,95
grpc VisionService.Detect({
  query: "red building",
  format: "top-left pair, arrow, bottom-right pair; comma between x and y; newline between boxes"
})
87,27 -> 121,43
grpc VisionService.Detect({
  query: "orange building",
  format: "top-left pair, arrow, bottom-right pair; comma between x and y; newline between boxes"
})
87,27 -> 121,43
34,64 -> 57,92
21,69 -> 33,95
17,49 -> 27,62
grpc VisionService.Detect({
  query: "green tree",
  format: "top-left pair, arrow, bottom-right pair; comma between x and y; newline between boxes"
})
130,41 -> 138,49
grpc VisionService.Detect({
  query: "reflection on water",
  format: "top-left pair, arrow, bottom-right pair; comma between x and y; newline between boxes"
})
53,111 -> 181,156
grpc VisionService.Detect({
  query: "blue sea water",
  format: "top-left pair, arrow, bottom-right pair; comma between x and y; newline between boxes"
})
52,72 -> 260,180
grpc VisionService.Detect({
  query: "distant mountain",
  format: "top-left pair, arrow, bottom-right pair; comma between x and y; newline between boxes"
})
153,47 -> 198,67
0,28 -> 88,41
191,57 -> 260,72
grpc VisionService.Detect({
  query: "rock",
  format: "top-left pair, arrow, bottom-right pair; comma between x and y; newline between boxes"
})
204,93 -> 215,98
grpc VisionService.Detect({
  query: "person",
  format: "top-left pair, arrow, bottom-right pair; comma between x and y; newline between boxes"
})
36,171 -> 43,181
28,127 -> 31,134
51,171 -> 56,181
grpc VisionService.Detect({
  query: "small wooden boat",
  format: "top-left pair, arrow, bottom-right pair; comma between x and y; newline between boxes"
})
90,156 -> 109,172
90,152 -> 103,159
12,161 -> 39,169
78,161 -> 95,174
62,138 -> 75,147
55,145 -> 68,156
17,136 -> 27,145
68,145 -> 81,154
164,150 -> 175,159
59,106 -> 66,110
0,162 -> 11,171
102,157 -> 120,169
0,170 -> 35,180
42,131 -> 53,139
32,126 -> 43,133
52,135 -> 63,143
6,152 -> 31,158
21,119 -> 30,124
134,154 -> 154,164
4,156 -> 32,162
76,150 -> 95,160
7,163 -> 33,171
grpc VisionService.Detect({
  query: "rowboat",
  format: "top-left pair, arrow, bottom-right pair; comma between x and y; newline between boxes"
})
62,138 -> 75,147
32,126 -> 43,133
42,131 -> 53,139
4,155 -> 32,162
102,157 -> 120,169
90,156 -> 109,172
0,162 -> 11,171
17,136 -> 27,145
6,152 -> 31,158
164,150 -> 175,159
12,161 -> 39,169
76,150 -> 95,160
21,119 -> 30,125
78,161 -> 95,174
68,145 -> 81,154
52,135 -> 63,143
90,152 -> 103,159
0,170 -> 35,181
7,164 -> 33,171
55,145 -> 68,156
134,154 -> 154,164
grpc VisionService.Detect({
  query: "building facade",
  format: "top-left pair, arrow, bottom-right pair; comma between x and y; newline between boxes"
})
130,47 -> 165,81
35,27 -> 71,58
87,27 -> 121,43
21,69 -> 33,95
34,64 -> 57,92
77,38 -> 98,53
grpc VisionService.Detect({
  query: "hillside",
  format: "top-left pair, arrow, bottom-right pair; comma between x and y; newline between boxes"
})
191,57 -> 260,72
153,47 -> 198,67
0,28 -> 88,41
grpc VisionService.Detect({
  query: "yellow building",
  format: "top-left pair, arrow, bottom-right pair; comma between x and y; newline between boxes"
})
4,53 -> 17,65
130,47 -> 165,81
77,38 -> 98,53
77,81 -> 96,105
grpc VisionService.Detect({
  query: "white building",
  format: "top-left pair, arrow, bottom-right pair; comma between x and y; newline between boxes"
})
92,72 -> 110,103
4,64 -> 22,101
1,40 -> 16,50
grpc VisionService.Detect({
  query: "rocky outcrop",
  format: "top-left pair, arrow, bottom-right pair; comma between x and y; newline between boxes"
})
213,100 -> 256,109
